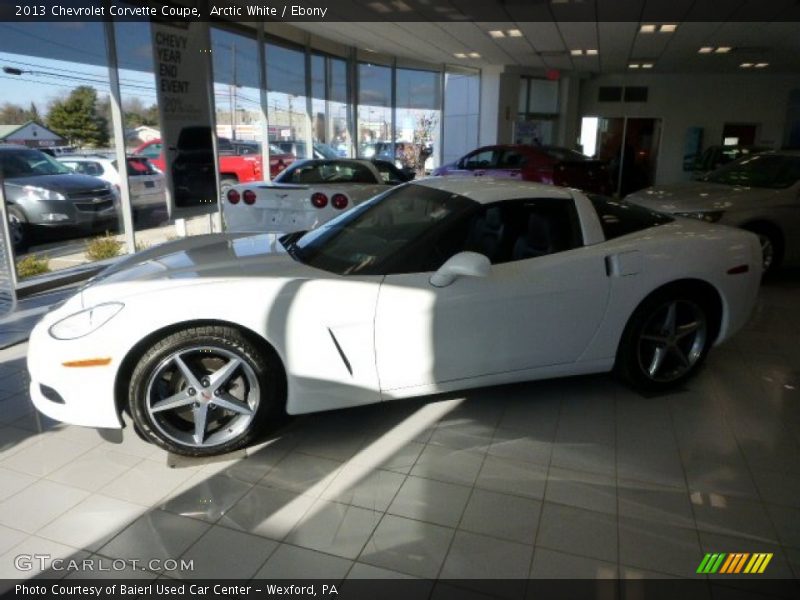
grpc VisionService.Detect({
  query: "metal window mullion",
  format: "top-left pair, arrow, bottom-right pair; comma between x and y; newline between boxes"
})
348,47 -> 357,158
103,16 -> 135,255
390,58 -> 397,160
257,24 -> 271,182
304,37 -> 313,158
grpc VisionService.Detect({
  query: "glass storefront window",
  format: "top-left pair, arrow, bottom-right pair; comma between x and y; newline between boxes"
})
395,67 -> 441,174
357,63 -> 391,161
311,53 -> 350,159
266,42 -> 311,160
0,22 -> 127,279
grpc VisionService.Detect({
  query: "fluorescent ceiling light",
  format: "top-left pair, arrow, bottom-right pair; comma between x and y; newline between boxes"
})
629,63 -> 640,69
659,24 -> 677,32
755,62 -> 769,68
508,29 -> 523,37
570,49 -> 584,56
642,63 -> 654,68
715,46 -> 732,53
740,62 -> 753,68
489,30 -> 505,38
468,52 -> 481,58
640,24 -> 656,33
454,52 -> 467,58
586,49 -> 598,56
698,47 -> 714,54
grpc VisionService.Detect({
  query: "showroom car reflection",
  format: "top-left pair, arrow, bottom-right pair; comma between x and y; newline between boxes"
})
1,144 -> 118,251
223,158 -> 413,233
627,150 -> 800,272
27,178 -> 761,457
434,144 -> 612,195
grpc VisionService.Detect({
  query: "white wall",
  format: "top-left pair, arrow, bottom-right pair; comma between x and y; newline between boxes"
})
578,72 -> 800,185
442,71 -> 480,165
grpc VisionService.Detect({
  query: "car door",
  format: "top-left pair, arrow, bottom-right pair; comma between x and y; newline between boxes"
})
449,148 -> 500,177
374,199 -> 612,393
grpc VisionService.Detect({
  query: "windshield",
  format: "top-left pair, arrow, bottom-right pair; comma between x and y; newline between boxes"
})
275,161 -> 377,184
0,148 -> 73,178
705,154 -> 800,189
286,185 -> 478,275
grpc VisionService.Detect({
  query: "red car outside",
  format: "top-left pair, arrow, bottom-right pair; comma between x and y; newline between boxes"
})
133,138 -> 294,190
433,145 -> 612,195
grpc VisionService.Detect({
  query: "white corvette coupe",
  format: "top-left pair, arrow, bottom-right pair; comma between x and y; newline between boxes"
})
223,158 -> 411,234
27,178 -> 761,456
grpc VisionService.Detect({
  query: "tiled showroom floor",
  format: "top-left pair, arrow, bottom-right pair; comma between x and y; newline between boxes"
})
1,273 -> 800,596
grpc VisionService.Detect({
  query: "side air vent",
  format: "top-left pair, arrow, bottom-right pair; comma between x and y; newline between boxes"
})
327,329 -> 353,376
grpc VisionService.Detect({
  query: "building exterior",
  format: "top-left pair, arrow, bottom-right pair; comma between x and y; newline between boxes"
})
0,121 -> 66,149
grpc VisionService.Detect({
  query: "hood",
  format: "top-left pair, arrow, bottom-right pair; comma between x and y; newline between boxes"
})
86,232 -> 313,291
6,173 -> 111,195
626,180 -> 771,212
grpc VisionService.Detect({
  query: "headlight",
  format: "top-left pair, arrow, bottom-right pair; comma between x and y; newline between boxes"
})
48,302 -> 124,340
23,185 -> 65,201
674,211 -> 725,223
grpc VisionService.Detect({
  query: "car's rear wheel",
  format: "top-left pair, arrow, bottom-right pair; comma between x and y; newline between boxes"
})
129,325 -> 281,456
7,206 -> 29,252
616,291 -> 713,392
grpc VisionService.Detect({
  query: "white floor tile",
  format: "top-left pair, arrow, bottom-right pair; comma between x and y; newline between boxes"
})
285,500 -> 381,559
537,502 -> 617,562
178,525 -> 278,579
388,476 -> 471,528
256,543 -> 351,580
459,488 -> 541,544
220,484 -> 315,540
0,479 -> 89,534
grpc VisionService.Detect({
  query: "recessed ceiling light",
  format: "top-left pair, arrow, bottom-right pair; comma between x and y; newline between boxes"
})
715,47 -> 732,53
570,49 -> 584,56
468,52 -> 481,58
659,24 -> 677,33
454,53 -> 467,58
488,30 -> 505,38
755,62 -> 769,68
640,24 -> 656,33
586,49 -> 598,56
508,29 -> 523,37
629,63 -> 640,69
740,62 -> 754,68
698,47 -> 714,54
642,63 -> 654,69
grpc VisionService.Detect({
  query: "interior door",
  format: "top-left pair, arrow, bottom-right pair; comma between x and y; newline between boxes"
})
374,240 -> 611,393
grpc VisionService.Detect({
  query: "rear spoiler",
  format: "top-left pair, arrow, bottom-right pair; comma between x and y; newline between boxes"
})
255,183 -> 309,190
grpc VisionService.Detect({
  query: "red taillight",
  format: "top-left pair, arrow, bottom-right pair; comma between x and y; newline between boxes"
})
311,192 -> 328,208
243,190 -> 256,205
227,189 -> 240,204
332,194 -> 348,210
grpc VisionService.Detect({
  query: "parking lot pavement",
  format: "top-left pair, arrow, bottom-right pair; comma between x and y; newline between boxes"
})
0,274 -> 799,587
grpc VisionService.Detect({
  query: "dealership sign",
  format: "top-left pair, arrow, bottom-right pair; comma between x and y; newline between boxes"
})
151,20 -> 219,216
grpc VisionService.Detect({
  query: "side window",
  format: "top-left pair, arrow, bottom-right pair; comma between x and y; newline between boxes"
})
463,149 -> 498,170
463,200 -> 583,264
497,150 -> 527,169
141,143 -> 162,159
375,162 -> 404,184
83,162 -> 104,177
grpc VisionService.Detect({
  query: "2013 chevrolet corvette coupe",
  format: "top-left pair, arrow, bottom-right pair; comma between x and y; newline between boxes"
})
28,178 -> 762,456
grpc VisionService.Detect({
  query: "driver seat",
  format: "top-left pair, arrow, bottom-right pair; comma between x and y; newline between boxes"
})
512,213 -> 556,260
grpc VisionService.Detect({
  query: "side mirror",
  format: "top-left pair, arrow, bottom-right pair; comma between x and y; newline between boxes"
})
430,251 -> 491,288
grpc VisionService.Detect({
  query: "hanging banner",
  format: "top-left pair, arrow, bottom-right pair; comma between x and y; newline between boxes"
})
151,18 -> 219,217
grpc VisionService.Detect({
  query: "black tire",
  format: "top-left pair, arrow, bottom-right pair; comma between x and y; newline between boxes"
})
615,288 -> 715,393
744,223 -> 783,275
129,325 -> 283,457
7,205 -> 29,253
220,177 -> 238,195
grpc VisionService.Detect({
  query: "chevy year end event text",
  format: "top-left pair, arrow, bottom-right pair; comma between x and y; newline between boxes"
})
16,4 -> 329,18
15,584 -> 339,596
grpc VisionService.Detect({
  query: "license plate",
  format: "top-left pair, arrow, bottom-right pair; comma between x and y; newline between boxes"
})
144,181 -> 155,189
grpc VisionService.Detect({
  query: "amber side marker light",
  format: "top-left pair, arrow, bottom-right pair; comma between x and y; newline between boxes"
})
62,358 -> 112,367
727,265 -> 750,275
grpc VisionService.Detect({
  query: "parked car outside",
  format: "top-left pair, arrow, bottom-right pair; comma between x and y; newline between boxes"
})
223,158 -> 412,233
434,144 -> 612,195
692,145 -> 769,179
626,151 -> 800,272
57,155 -> 166,217
1,145 -> 117,251
27,177 -> 760,456
133,133 -> 293,192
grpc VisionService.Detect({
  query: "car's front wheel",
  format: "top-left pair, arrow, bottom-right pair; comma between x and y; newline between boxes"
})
129,325 -> 282,456
7,206 -> 29,252
616,290 -> 714,392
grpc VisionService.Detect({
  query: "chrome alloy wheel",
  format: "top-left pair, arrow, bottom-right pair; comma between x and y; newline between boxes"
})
145,346 -> 260,448
637,300 -> 707,383
8,213 -> 24,248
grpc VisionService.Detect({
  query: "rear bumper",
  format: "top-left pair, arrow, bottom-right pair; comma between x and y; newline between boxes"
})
224,206 -> 325,233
